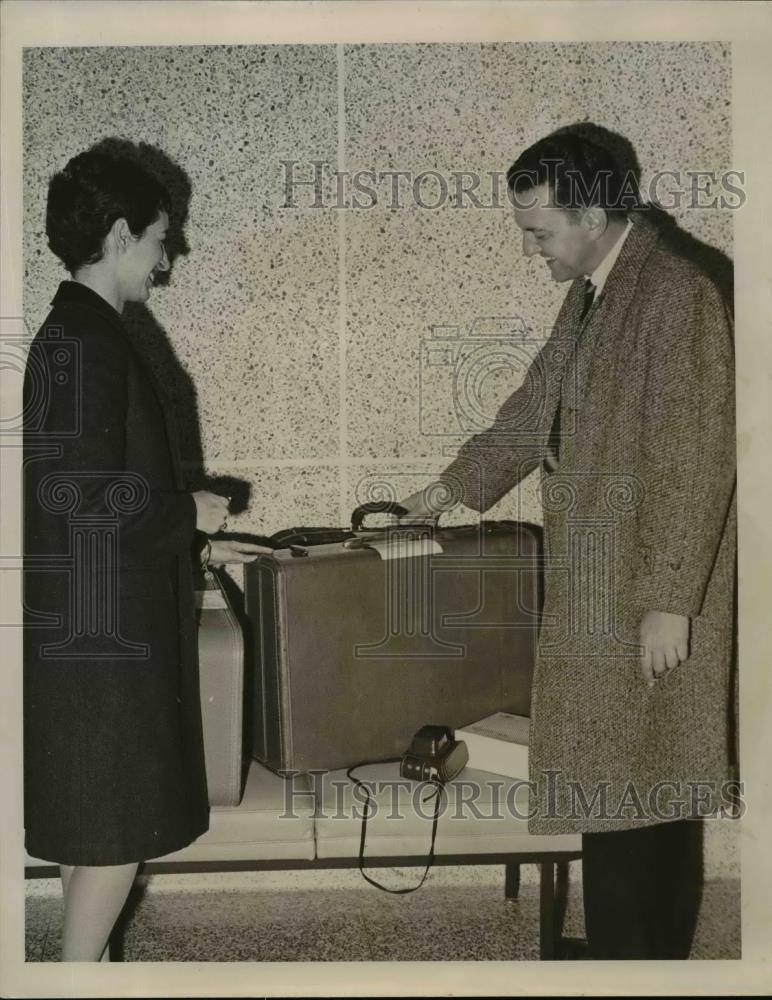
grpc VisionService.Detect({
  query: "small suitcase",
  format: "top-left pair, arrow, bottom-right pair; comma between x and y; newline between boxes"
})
194,568 -> 245,806
244,504 -> 542,773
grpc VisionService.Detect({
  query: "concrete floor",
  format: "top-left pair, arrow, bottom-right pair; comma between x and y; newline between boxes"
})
25,864 -> 741,962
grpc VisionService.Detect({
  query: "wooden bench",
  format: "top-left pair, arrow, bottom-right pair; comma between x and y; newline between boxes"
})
25,757 -> 581,959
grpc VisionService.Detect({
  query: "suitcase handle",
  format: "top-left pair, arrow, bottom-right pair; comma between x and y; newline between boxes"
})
351,501 -> 409,532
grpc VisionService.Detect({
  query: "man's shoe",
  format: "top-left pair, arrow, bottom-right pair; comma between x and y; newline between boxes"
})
556,936 -> 591,960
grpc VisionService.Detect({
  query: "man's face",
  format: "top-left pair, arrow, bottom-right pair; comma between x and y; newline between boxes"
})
513,182 -> 596,283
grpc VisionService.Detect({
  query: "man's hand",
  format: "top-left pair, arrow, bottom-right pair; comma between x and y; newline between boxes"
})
207,540 -> 273,567
397,483 -> 458,522
640,610 -> 690,686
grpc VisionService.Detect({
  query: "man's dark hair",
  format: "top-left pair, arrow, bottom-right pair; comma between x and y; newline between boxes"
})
46,146 -> 170,273
506,130 -> 640,219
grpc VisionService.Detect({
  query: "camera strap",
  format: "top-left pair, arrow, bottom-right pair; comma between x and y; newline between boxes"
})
345,760 -> 445,895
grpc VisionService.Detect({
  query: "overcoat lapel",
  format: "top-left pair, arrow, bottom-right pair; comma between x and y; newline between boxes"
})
561,214 -> 661,427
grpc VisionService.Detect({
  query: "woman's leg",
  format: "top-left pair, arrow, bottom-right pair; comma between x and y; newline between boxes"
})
60,864 -> 74,898
60,863 -> 138,961
60,865 -> 110,961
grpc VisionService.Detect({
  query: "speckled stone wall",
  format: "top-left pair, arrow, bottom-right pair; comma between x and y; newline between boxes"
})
24,44 -> 343,536
23,41 -> 732,535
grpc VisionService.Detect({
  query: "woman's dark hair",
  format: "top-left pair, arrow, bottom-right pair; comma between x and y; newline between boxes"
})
46,146 -> 170,273
506,129 -> 641,219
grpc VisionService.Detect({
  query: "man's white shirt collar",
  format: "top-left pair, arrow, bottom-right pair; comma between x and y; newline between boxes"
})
588,217 -> 634,296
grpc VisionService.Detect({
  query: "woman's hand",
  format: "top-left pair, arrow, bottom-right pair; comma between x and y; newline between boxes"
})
192,491 -> 230,534
207,539 -> 273,567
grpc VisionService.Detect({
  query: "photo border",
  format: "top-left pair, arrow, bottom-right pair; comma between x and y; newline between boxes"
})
1,1 -> 770,996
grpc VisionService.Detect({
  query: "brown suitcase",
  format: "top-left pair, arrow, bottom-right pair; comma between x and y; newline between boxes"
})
244,508 -> 542,773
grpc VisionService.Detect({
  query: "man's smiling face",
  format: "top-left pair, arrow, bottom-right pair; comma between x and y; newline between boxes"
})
513,181 -> 597,283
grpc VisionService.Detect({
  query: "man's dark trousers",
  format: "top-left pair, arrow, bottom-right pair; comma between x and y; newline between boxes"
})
581,819 -> 704,959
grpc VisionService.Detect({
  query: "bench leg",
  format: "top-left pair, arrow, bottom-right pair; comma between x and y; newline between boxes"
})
504,861 -> 521,900
539,861 -> 556,960
555,860 -> 569,942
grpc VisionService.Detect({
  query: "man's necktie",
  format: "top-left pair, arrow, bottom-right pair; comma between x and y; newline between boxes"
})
580,277 -> 597,323
548,278 -> 596,461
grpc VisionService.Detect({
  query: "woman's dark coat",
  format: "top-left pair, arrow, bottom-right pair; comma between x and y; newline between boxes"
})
23,280 -> 209,865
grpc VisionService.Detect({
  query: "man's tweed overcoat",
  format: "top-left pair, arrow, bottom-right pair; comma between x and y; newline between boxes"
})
442,212 -> 737,834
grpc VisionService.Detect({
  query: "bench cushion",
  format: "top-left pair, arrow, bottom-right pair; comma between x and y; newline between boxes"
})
25,762 -> 580,869
313,763 -> 581,858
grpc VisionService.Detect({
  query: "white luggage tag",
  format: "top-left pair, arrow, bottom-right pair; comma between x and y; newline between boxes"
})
365,533 -> 443,561
343,529 -> 443,560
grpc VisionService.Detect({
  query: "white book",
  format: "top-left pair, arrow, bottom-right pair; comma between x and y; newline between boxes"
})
456,712 -> 530,779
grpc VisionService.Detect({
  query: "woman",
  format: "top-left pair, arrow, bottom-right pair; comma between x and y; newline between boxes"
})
23,146 -> 264,961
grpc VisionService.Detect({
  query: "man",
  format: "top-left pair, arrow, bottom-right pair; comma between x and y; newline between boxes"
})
399,129 -> 737,959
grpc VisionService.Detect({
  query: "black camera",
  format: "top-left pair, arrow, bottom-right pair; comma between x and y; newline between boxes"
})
400,725 -> 469,784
